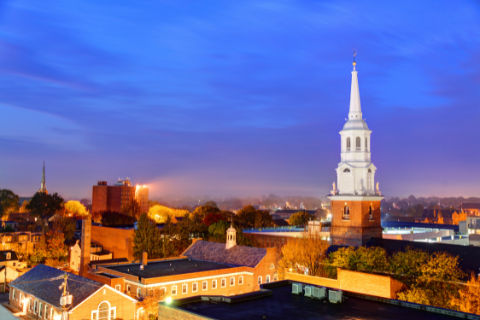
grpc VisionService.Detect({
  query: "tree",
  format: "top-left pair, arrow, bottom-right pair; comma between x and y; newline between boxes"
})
26,192 -> 64,220
148,205 -> 188,223
326,246 -> 389,277
121,199 -> 142,219
136,288 -> 166,318
192,204 -> 220,219
64,200 -> 89,218
389,247 -> 429,286
19,200 -> 29,213
0,189 -> 20,218
454,274 -> 480,314
101,211 -> 135,226
133,213 -> 160,260
31,230 -> 67,264
204,211 -> 229,226
289,211 -> 312,226
278,231 -> 329,277
236,205 -> 274,228
203,201 -> 218,208
52,216 -> 77,240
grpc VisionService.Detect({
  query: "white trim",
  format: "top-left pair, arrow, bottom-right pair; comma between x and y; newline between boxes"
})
91,310 -> 98,320
192,282 -> 198,292
202,281 -> 207,291
212,280 -> 217,289
221,278 -> 226,288
110,306 -> 116,320
230,277 -> 235,286
328,195 -> 384,201
182,284 -> 188,294
115,284 -> 121,291
239,276 -> 243,285
68,285 -> 137,314
171,285 -> 177,296
123,271 -> 253,288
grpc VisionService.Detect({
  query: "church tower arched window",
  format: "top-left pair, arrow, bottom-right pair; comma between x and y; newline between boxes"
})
356,137 -> 361,151
369,204 -> 373,220
343,204 -> 350,220
346,137 -> 351,151
365,138 -> 368,151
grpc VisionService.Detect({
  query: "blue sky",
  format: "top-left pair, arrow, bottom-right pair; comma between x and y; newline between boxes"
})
0,0 -> 479,199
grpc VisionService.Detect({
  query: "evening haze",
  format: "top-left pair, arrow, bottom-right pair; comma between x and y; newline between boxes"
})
0,0 -> 479,199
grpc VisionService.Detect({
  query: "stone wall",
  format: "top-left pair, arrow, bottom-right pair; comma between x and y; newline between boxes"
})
285,268 -> 405,299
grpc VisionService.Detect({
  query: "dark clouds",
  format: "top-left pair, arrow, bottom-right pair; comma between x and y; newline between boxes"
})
0,0 -> 479,199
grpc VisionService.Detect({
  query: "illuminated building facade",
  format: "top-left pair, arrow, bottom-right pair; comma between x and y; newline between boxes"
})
92,178 -> 149,214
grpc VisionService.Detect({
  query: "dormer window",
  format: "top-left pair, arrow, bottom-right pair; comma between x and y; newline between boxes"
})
6,253 -> 11,260
343,168 -> 351,173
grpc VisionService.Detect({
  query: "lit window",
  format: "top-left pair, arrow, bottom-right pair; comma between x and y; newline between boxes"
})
221,279 -> 226,288
212,280 -> 217,289
171,286 -> 177,295
239,276 -> 243,285
202,281 -> 207,291
266,275 -> 270,283
192,283 -> 198,292
230,277 -> 235,286
182,284 -> 187,294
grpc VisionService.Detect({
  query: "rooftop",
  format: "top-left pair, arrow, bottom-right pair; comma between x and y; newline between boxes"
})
103,259 -> 233,279
183,240 -> 266,268
175,282 -> 459,320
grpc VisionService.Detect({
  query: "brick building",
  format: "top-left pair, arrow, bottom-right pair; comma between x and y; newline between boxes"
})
0,232 -> 42,257
92,178 -> 149,215
9,264 -> 137,320
83,223 -> 279,304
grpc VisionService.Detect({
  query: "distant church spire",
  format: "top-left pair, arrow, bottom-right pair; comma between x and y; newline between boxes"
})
39,161 -> 48,194
226,217 -> 236,249
349,48 -> 362,120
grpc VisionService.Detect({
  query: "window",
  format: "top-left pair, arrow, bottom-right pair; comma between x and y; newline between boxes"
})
6,253 -> 11,260
346,137 -> 351,151
136,288 -> 141,297
92,311 -> 98,320
192,282 -> 198,292
34,300 -> 37,314
98,302 -> 109,320
369,205 -> 374,220
182,284 -> 187,294
343,168 -> 350,173
127,285 -> 131,293
270,263 -> 275,269
39,302 -> 43,318
356,137 -> 361,151
230,277 -> 235,286
266,275 -> 270,283
258,276 -> 262,285
239,276 -> 243,285
274,274 -> 278,281
221,278 -> 226,288
44,305 -> 49,319
171,285 -> 177,296
212,280 -> 217,289
29,298 -> 32,311
110,308 -> 116,320
202,281 -> 207,291
343,205 -> 350,220
115,285 -> 121,291
365,138 -> 368,151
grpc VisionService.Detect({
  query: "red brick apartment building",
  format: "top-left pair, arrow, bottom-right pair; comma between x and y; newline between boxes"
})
9,264 -> 137,320
85,227 -> 279,302
92,178 -> 149,214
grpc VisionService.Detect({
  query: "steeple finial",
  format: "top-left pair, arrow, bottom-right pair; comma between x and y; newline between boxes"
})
352,47 -> 357,71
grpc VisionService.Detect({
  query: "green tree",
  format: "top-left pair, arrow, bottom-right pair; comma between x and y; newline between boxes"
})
326,246 -> 389,277
289,211 -> 312,226
0,189 -> 20,218
26,192 -> 64,220
52,216 -> 77,240
133,213 -> 160,260
389,247 -> 429,286
236,205 -> 274,228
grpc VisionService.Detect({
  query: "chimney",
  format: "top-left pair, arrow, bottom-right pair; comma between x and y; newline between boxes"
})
79,219 -> 91,278
142,252 -> 148,267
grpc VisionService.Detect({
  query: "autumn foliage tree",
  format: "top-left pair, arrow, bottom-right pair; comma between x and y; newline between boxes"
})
236,205 -> 274,228
31,230 -> 67,264
288,211 -> 312,226
64,200 -> 89,218
454,274 -> 480,314
278,231 -> 329,278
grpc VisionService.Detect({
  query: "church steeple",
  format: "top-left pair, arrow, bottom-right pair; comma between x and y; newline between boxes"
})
348,50 -> 362,120
39,161 -> 48,194
226,218 -> 236,250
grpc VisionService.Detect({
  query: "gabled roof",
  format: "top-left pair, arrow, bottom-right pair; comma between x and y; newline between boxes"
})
0,250 -> 18,262
182,240 -> 266,268
10,264 -> 105,309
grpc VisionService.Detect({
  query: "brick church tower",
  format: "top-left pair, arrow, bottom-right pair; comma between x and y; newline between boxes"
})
328,55 -> 384,247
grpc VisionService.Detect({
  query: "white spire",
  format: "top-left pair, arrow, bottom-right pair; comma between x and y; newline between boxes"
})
348,60 -> 362,120
226,219 -> 236,249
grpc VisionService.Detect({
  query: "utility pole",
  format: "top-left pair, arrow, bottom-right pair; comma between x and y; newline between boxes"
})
59,274 -> 72,320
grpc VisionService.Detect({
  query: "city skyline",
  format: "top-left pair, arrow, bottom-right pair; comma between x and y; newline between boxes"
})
1,0 -> 479,199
